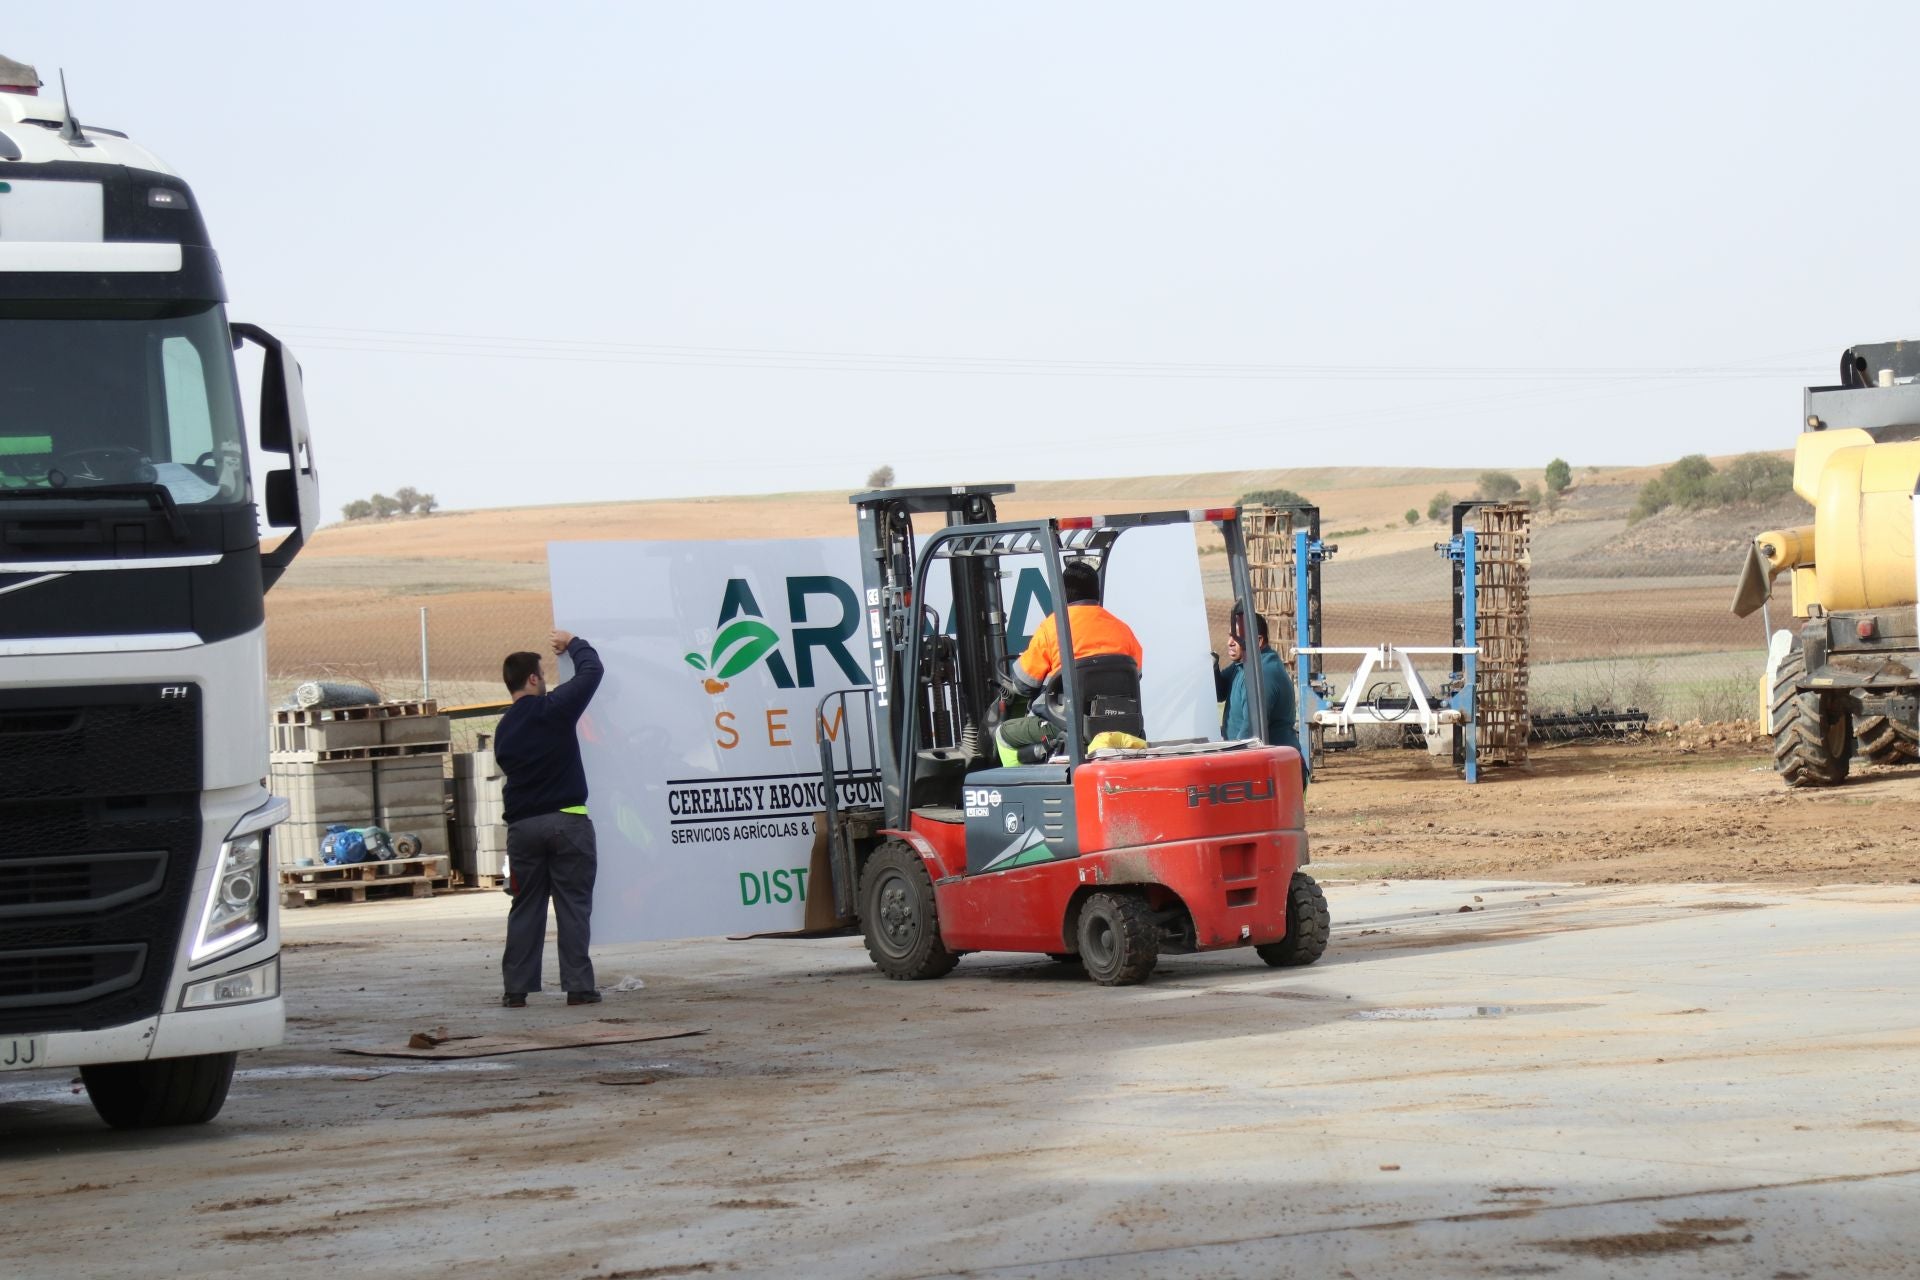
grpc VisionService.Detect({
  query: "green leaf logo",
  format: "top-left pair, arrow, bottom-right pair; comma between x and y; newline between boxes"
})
710,618 -> 780,679
684,652 -> 708,671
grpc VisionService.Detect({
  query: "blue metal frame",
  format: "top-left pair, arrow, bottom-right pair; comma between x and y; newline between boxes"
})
1438,528 -> 1480,783
1291,529 -> 1333,777
1293,526 -> 1485,784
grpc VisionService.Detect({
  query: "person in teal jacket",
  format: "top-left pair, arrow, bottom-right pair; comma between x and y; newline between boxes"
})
1219,612 -> 1308,782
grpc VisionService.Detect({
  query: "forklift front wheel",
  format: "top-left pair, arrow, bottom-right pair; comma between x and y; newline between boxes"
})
1256,872 -> 1331,968
1076,892 -> 1160,986
859,842 -> 959,981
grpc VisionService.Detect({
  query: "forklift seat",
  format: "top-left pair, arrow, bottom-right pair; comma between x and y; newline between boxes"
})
1073,653 -> 1145,742
910,746 -> 971,809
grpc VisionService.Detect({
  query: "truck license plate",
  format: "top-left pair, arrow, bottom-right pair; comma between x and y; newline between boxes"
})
1,1036 -> 47,1070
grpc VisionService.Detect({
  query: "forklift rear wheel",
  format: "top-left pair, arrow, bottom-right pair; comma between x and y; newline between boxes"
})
859,842 -> 959,980
1076,892 -> 1159,985
1256,872 -> 1331,968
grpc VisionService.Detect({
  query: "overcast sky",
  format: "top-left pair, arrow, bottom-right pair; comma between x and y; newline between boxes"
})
9,4 -> 1916,513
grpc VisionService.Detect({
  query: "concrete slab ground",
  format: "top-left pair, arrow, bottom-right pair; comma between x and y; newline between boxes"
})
3,876 -> 1918,1278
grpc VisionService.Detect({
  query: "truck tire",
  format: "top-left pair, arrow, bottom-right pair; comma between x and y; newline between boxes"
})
81,1052 -> 236,1129
1257,872 -> 1331,968
859,841 -> 958,980
1075,891 -> 1159,985
1855,714 -> 1919,766
1770,644 -> 1851,788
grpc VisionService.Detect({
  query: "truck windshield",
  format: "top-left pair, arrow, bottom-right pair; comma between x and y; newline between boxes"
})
0,302 -> 247,505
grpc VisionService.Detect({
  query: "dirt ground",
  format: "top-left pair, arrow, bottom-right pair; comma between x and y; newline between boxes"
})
1307,738 -> 1920,886
4,733 -> 1918,1276
5,872 -> 1916,1278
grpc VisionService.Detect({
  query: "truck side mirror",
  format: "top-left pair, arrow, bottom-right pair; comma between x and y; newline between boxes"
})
230,322 -> 319,590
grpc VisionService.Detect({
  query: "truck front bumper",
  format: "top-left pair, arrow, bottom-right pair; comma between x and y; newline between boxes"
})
3,981 -> 283,1072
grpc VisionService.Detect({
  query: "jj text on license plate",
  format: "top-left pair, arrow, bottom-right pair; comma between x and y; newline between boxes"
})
1,1037 -> 47,1070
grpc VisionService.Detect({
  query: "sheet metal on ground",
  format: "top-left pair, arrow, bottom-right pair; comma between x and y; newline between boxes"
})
1,879 -> 1916,1279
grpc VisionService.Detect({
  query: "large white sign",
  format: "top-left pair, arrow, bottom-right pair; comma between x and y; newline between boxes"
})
548,524 -> 1214,942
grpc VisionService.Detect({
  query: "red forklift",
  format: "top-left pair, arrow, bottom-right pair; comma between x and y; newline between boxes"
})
815,484 -> 1326,985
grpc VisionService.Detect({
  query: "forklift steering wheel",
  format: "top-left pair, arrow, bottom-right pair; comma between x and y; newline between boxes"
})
1033,673 -> 1072,736
993,654 -> 1029,700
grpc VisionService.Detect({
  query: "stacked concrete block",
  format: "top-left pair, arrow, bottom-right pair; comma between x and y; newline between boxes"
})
381,712 -> 452,749
272,716 -> 382,756
268,700 -> 452,872
373,757 -> 450,857
451,747 -> 508,882
270,758 -> 375,869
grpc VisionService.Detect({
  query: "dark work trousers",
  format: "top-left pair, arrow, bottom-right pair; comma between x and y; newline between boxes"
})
502,811 -> 598,995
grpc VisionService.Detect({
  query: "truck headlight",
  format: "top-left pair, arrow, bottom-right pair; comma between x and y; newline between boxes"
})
190,830 -> 267,965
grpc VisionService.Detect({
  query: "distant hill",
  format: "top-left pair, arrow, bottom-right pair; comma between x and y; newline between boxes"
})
300,452 -> 1795,577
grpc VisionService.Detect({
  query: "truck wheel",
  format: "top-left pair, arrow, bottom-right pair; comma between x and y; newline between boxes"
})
80,1052 -> 237,1129
859,842 -> 958,980
1076,892 -> 1159,985
1855,714 -> 1919,766
1771,644 -> 1851,788
1257,872 -> 1331,967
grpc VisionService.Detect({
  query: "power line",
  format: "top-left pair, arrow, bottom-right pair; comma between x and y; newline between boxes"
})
272,322 -> 1827,383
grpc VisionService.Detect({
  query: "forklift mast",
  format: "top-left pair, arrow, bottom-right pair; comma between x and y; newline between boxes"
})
849,485 -> 1013,826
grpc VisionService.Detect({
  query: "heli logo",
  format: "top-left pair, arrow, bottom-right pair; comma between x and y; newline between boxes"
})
1186,778 -> 1273,808
683,576 -> 866,695
159,686 -> 191,699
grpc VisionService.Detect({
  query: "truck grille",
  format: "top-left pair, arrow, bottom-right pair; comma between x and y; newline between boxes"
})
0,852 -> 170,919
0,684 -> 201,801
0,944 -> 146,1008
0,684 -> 201,1035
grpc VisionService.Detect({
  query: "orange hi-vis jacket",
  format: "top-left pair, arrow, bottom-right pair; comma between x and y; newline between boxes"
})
1015,604 -> 1145,690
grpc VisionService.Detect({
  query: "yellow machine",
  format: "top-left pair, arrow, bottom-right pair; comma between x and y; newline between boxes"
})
1734,342 -> 1920,786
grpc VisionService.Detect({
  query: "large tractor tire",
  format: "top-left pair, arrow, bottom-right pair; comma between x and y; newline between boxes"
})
859,841 -> 959,980
81,1052 -> 237,1129
1770,643 -> 1851,788
1257,872 -> 1331,968
1855,713 -> 1920,766
1075,891 -> 1159,986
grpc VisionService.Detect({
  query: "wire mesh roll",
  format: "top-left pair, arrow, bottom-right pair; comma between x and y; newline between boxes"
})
291,680 -> 382,710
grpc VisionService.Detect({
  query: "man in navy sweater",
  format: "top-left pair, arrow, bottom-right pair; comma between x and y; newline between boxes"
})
496,630 -> 606,1008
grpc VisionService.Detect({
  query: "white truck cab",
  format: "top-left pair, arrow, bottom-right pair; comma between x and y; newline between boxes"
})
0,58 -> 317,1127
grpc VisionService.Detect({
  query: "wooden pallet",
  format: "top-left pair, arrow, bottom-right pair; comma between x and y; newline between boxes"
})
280,853 -> 450,886
270,738 -> 451,764
282,852 -> 451,884
282,875 -> 445,908
1472,503 -> 1532,768
280,853 -> 452,907
275,699 -> 439,726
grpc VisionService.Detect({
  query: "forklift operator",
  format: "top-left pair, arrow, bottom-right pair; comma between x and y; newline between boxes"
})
995,560 -> 1144,764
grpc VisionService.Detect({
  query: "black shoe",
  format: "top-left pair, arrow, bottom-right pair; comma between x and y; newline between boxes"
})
566,990 -> 602,1006
502,992 -> 527,1008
